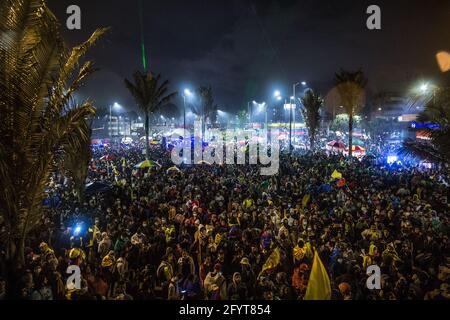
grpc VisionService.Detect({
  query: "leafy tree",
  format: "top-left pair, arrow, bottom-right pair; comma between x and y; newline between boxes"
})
300,89 -> 323,150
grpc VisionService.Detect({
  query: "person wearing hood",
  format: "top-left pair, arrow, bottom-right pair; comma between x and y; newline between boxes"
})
228,272 -> 248,300
203,263 -> 227,300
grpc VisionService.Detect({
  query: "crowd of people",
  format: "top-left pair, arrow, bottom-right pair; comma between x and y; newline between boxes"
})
1,139 -> 450,300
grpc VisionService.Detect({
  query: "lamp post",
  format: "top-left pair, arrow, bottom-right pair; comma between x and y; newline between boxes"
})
109,102 -> 122,143
183,95 -> 186,130
273,91 -> 282,131
290,81 -> 306,153
290,84 -> 299,153
183,89 -> 193,131
109,105 -> 112,139
248,101 -> 251,127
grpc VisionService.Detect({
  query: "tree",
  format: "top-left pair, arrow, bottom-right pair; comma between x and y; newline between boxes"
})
124,71 -> 177,158
0,0 -> 107,268
334,69 -> 367,157
300,89 -> 323,150
402,87 -> 450,164
63,126 -> 92,203
191,86 -> 218,137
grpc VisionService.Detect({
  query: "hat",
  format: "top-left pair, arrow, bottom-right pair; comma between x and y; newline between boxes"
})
240,257 -> 250,265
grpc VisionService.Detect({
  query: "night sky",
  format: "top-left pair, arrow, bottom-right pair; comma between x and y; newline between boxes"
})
48,0 -> 450,114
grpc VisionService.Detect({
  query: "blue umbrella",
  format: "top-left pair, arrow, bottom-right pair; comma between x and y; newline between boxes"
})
85,181 -> 112,195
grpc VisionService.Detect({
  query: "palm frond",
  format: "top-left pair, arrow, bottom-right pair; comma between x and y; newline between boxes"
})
0,0 -> 106,263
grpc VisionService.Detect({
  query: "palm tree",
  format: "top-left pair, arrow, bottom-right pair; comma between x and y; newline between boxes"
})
402,87 -> 450,164
334,69 -> 367,157
63,126 -> 92,203
300,89 -> 323,150
124,71 -> 177,158
0,0 -> 107,267
191,86 -> 217,137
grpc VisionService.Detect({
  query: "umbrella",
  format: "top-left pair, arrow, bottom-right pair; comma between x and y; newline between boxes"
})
150,139 -> 160,145
135,159 -> 161,168
197,160 -> 212,165
166,166 -> 182,173
100,154 -> 116,161
85,182 -> 112,195
337,178 -> 346,188
345,145 -> 366,152
327,140 -> 337,146
331,170 -> 343,180
327,141 -> 346,149
352,138 -> 365,146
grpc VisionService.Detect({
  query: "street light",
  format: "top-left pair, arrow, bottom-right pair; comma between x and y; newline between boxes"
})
183,88 -> 193,130
420,83 -> 429,93
183,89 -> 193,130
291,83 -> 302,154
253,101 -> 267,129
110,102 -> 122,140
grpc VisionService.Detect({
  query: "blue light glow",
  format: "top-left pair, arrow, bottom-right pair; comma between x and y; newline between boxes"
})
387,155 -> 398,164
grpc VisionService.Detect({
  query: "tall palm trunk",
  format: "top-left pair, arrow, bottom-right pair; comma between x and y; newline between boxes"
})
145,112 -> 150,159
348,113 -> 353,158
202,114 -> 207,141
5,236 -> 25,298
310,134 -> 315,151
6,236 -> 25,267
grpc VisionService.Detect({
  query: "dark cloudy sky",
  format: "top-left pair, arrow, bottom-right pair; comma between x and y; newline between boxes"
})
48,0 -> 450,114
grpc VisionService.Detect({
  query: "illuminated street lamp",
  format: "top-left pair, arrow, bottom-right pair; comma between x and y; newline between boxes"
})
420,83 -> 429,94
183,88 -> 193,130
110,102 -> 122,139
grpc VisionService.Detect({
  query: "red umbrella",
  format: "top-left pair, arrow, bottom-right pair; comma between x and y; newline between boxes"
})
100,154 -> 116,161
327,141 -> 346,149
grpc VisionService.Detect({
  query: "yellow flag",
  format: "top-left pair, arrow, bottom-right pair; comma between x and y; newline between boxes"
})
112,164 -> 119,176
302,194 -> 310,208
331,169 -> 342,180
304,251 -> 331,300
259,247 -> 281,277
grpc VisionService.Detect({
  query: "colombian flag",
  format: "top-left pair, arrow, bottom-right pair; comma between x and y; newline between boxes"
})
258,247 -> 281,277
304,250 -> 331,300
